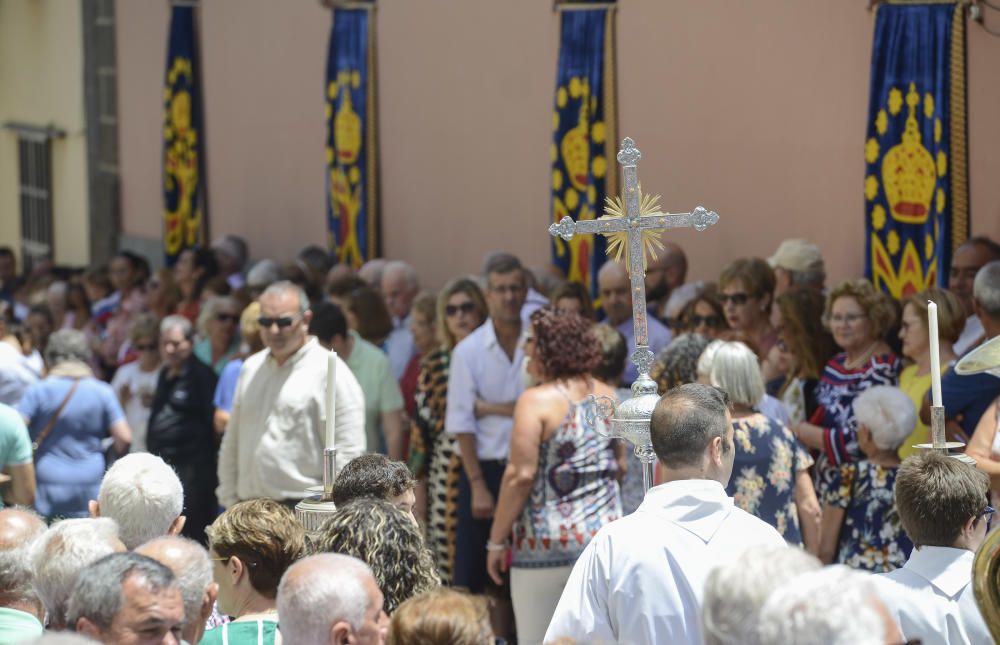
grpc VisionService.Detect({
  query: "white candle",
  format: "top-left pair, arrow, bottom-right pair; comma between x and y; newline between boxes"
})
928,300 -> 943,407
326,351 -> 338,450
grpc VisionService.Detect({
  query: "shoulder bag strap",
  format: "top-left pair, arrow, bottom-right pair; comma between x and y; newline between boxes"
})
32,378 -> 81,458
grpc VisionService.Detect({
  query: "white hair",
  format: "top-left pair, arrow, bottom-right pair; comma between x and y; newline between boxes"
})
381,260 -> 418,291
697,339 -> 725,382
160,314 -> 193,340
260,280 -> 310,314
277,553 -> 373,643
137,536 -> 212,630
98,453 -> 184,549
757,565 -> 887,645
709,341 -> 765,408
30,517 -> 121,627
974,260 -> 1000,318
702,545 -> 821,645
852,385 -> 917,450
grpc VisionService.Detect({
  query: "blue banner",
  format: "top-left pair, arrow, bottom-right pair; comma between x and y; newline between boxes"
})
325,6 -> 377,268
864,3 -> 968,298
550,6 -> 616,299
162,4 -> 206,266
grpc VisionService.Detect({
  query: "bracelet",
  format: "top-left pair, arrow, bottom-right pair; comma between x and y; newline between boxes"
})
485,540 -> 509,552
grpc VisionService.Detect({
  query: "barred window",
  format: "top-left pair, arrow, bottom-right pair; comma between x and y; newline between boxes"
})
16,130 -> 54,273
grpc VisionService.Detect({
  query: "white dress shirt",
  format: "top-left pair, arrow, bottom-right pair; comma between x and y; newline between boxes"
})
385,314 -> 415,380
216,338 -> 366,506
955,314 -> 985,357
545,479 -> 787,645
445,319 -> 525,461
876,546 -> 990,645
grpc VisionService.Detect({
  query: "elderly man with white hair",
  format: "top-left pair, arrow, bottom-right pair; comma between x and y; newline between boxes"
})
88,453 -> 185,550
0,507 -> 47,640
30,517 -> 125,630
380,260 -> 419,380
137,535 -> 217,645
702,545 -> 821,645
277,553 -> 388,644
819,385 -> 915,571
757,565 -> 903,645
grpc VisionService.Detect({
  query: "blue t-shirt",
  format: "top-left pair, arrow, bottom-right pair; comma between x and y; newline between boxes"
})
17,376 -> 125,518
213,358 -> 244,413
939,368 -> 1000,439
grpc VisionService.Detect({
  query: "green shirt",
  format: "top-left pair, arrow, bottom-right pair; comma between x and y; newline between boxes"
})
0,403 -> 32,510
198,619 -> 279,645
346,331 -> 404,454
0,607 -> 44,642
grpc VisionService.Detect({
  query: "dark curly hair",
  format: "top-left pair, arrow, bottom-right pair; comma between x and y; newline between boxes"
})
332,454 -> 415,507
529,306 -> 600,380
315,498 -> 440,614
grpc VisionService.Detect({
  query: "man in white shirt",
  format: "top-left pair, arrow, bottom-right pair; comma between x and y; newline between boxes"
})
544,383 -> 787,645
381,261 -> 419,380
598,259 -> 672,385
446,253 -> 526,620
874,451 -> 992,645
216,281 -> 365,507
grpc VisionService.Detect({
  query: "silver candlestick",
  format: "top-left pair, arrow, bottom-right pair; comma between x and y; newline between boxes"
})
295,447 -> 339,535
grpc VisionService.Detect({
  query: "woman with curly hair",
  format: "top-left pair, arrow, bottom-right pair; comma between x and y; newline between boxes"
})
486,307 -> 622,644
408,277 -> 487,585
203,498 -> 308,644
315,497 -> 440,614
793,279 -> 901,499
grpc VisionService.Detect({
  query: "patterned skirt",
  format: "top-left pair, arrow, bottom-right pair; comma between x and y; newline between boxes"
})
426,432 -> 461,585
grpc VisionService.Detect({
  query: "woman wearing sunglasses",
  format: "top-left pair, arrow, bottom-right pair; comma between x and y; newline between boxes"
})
110,313 -> 161,453
408,277 -> 487,586
718,258 -> 778,357
679,292 -> 729,340
194,296 -> 241,375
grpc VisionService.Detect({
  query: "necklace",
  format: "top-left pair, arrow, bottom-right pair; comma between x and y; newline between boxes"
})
844,341 -> 880,370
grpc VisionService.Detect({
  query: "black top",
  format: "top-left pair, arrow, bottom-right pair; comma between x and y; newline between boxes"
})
147,355 -> 217,463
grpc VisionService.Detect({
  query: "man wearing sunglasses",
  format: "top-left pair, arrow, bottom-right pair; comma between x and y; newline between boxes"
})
217,281 -> 365,510
873,452 -> 991,645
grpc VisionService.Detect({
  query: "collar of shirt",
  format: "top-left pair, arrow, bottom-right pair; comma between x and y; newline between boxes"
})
903,546 -> 974,598
482,318 -> 526,353
637,479 -> 733,543
393,313 -> 411,330
265,336 -> 319,368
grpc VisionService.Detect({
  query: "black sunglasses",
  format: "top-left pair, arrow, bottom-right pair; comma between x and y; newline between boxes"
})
134,343 -> 157,352
718,292 -> 751,306
688,314 -> 723,328
257,315 -> 300,329
216,313 -> 239,323
446,302 -> 477,317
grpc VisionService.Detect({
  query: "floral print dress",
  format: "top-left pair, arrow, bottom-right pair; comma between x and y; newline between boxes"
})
823,460 -> 912,572
727,413 -> 814,545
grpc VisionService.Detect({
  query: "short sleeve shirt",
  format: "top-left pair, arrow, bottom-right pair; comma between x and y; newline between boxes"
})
346,331 -> 404,453
0,402 -> 32,507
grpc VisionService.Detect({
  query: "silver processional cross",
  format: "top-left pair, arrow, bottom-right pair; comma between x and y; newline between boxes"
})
549,137 -> 720,493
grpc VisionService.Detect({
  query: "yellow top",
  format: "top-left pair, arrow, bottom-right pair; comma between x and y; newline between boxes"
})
897,363 -> 938,459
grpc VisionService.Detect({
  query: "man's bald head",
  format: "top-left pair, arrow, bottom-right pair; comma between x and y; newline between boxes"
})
646,241 -> 688,302
137,536 -> 216,645
598,261 -> 632,326
0,507 -> 46,551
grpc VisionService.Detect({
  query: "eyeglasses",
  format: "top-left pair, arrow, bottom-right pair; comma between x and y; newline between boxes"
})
688,314 -> 723,328
827,313 -> 867,325
216,313 -> 239,324
718,293 -> 750,306
257,315 -> 301,329
134,343 -> 157,352
445,302 -> 477,317
981,505 -> 996,531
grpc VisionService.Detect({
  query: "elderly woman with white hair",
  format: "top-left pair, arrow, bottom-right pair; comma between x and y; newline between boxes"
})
819,385 -> 915,572
16,329 -> 131,519
707,341 -> 820,549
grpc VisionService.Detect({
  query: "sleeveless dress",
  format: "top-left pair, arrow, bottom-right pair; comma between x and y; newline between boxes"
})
511,390 -> 622,569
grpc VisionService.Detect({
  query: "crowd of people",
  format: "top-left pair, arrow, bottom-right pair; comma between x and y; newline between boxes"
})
0,232 -> 999,644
